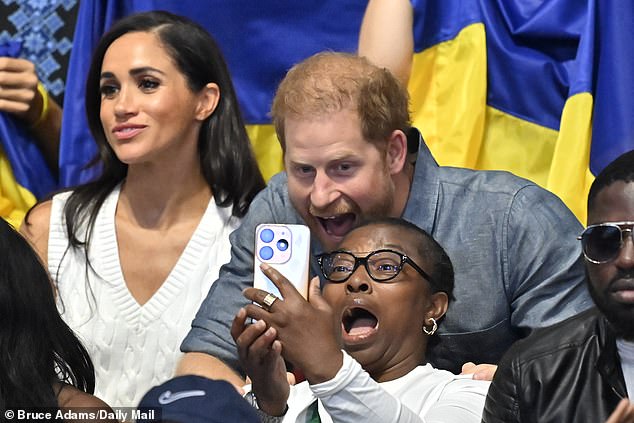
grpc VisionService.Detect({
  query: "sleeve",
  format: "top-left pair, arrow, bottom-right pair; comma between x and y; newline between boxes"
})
505,185 -> 593,334
423,379 -> 490,423
180,177 -> 298,375
310,352 -> 486,423
481,345 -> 522,423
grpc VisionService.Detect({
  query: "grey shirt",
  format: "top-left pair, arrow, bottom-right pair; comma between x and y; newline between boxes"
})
181,139 -> 592,374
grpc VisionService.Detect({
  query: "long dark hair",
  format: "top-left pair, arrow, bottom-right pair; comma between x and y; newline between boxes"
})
0,218 -> 95,409
61,10 -> 265,250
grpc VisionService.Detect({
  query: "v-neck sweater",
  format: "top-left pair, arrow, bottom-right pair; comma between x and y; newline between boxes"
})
48,185 -> 240,407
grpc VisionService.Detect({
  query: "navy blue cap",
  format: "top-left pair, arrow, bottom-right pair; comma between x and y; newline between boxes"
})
137,375 -> 259,423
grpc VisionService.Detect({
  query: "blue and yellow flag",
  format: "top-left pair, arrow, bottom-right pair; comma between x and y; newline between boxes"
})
59,0 -> 634,225
408,0 -> 634,223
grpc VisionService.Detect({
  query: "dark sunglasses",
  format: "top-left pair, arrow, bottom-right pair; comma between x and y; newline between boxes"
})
316,248 -> 435,285
578,222 -> 634,264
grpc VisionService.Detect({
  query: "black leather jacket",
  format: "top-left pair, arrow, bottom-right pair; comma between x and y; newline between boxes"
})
482,308 -> 627,423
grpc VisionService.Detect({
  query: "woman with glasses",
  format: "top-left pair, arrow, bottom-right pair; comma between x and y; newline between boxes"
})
231,217 -> 490,422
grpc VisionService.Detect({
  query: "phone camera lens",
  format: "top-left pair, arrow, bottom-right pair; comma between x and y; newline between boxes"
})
260,228 -> 274,243
259,246 -> 274,260
277,239 -> 289,251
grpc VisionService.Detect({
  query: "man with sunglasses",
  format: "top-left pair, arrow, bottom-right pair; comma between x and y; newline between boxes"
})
179,52 -> 591,385
483,150 -> 634,423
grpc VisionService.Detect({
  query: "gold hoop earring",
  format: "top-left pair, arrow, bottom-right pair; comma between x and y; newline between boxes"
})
423,317 -> 437,335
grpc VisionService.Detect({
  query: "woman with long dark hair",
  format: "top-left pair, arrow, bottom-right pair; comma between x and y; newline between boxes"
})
21,11 -> 265,406
0,218 -> 111,412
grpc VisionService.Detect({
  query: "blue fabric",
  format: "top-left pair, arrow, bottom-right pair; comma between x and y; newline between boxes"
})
410,0 -> 634,176
181,132 -> 593,374
590,1 -> 634,175
410,0 -> 481,50
59,0 -> 367,186
0,41 -> 57,199
481,0 -> 585,130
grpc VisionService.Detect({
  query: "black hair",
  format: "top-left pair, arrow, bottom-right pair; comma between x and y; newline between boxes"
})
588,149 -> 634,212
59,10 -> 265,252
350,217 -> 455,301
0,218 -> 94,409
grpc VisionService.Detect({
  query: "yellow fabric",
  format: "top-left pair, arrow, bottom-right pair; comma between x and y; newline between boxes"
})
246,124 -> 284,182
477,106 -> 557,187
408,23 -> 487,169
547,93 -> 595,224
32,82 -> 50,128
0,148 -> 36,229
408,22 -> 591,223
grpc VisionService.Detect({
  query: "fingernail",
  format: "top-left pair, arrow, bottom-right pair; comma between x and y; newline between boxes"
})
260,263 -> 270,271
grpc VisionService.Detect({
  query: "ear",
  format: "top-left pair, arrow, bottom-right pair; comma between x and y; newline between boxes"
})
385,129 -> 408,175
425,292 -> 449,323
195,82 -> 220,121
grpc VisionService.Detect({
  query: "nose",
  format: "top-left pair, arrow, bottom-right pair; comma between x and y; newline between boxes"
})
113,85 -> 137,118
310,170 -> 340,210
345,267 -> 372,294
615,230 -> 634,270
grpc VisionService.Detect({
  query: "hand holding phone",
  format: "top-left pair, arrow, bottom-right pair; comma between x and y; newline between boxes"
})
253,224 -> 310,299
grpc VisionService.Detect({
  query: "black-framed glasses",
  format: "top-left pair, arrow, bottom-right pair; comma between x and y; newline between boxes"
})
578,221 -> 634,264
316,248 -> 435,285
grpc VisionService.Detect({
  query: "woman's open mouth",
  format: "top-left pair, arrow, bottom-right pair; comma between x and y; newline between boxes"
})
342,307 -> 379,343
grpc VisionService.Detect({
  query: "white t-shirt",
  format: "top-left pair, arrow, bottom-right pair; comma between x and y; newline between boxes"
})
617,337 -> 634,398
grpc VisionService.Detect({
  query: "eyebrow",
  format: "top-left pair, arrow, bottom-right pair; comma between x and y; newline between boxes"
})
343,243 -> 408,255
286,153 -> 360,169
382,242 -> 407,251
100,66 -> 166,80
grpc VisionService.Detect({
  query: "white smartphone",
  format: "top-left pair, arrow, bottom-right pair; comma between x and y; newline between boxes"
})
253,223 -> 310,300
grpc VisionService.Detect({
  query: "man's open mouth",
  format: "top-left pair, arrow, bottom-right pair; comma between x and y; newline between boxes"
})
317,213 -> 356,237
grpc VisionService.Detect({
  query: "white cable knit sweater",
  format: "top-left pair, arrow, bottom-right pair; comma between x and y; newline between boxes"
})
48,185 -> 239,406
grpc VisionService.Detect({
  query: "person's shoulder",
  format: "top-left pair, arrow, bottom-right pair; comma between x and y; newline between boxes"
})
250,171 -> 289,206
19,199 -> 53,263
249,172 -> 305,224
438,165 -> 537,196
437,166 -> 578,228
56,383 -> 113,411
267,171 -> 289,188
403,366 -> 491,402
22,199 -> 53,229
505,308 -> 601,364
21,188 -> 73,236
